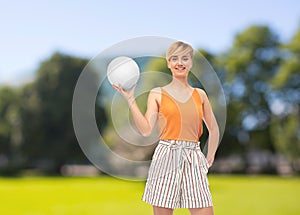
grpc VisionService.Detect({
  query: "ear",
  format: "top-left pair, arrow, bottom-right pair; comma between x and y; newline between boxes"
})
167,60 -> 171,69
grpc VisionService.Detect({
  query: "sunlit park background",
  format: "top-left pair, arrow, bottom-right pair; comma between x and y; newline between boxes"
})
1,1 -> 300,215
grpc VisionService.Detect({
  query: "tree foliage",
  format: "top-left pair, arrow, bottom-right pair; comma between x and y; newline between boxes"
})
0,86 -> 21,168
16,53 -> 107,173
269,28 -> 300,160
0,25 -> 299,175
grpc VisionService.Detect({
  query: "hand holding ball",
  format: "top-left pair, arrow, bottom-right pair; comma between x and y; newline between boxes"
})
107,56 -> 140,90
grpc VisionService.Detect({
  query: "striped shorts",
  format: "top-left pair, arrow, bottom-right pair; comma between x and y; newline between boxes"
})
142,139 -> 212,209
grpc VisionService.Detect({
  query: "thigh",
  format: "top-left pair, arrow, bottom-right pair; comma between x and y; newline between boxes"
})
189,207 -> 214,215
153,206 -> 174,215
180,150 -> 213,208
143,143 -> 181,209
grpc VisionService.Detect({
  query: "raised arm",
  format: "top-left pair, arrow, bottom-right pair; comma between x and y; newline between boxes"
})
198,89 -> 220,167
112,85 -> 160,136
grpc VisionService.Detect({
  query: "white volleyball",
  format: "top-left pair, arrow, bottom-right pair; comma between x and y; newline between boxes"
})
107,56 -> 140,90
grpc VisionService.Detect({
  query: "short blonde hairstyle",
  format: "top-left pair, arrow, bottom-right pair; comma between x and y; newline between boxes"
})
166,41 -> 194,61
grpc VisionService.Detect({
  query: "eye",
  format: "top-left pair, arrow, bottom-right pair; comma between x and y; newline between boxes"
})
170,56 -> 178,62
183,57 -> 190,61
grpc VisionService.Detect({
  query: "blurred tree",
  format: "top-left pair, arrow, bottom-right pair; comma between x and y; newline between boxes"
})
19,53 -> 107,173
0,86 -> 22,171
1,25 -> 298,176
218,26 -> 282,166
270,27 -> 300,162
18,83 -> 43,169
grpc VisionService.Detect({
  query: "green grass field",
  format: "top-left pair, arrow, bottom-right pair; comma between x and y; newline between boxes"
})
0,175 -> 299,215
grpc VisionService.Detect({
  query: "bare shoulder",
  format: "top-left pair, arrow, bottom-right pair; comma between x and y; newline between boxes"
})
149,87 -> 161,98
148,87 -> 161,104
195,88 -> 208,102
150,87 -> 161,94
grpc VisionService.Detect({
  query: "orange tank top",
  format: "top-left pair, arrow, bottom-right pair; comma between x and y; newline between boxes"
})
158,88 -> 203,142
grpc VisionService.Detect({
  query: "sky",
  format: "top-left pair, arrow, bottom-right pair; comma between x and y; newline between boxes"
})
1,0 -> 299,86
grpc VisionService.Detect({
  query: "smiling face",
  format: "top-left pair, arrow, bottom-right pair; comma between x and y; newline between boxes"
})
167,54 -> 193,78
166,41 -> 194,78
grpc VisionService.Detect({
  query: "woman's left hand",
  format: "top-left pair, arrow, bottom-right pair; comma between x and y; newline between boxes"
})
206,156 -> 214,168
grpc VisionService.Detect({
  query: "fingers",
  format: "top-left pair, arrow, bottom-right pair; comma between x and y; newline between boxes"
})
112,84 -> 136,93
114,84 -> 128,95
112,84 -> 127,93
111,84 -> 136,104
206,157 -> 214,168
112,84 -> 121,92
131,84 -> 137,91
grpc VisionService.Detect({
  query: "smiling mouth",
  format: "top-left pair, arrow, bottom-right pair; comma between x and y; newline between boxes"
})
176,67 -> 186,71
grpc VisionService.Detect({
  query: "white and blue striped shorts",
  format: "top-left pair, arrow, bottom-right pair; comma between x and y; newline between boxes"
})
142,139 -> 213,209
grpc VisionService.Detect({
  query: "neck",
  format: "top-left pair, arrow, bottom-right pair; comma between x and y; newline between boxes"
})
170,77 -> 190,90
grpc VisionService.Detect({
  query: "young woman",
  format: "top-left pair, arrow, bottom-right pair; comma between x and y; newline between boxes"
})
113,41 -> 219,215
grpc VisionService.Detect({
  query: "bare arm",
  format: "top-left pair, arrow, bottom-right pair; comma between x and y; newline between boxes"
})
112,84 -> 159,136
198,89 -> 220,167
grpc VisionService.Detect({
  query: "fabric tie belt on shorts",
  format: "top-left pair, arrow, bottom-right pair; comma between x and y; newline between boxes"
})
159,139 -> 202,165
158,139 -> 208,193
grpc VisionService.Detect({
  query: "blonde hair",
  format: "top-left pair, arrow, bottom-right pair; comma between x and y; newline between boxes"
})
166,41 -> 194,61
